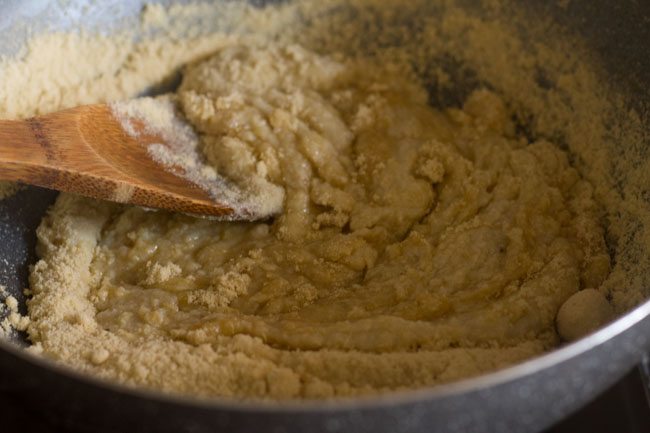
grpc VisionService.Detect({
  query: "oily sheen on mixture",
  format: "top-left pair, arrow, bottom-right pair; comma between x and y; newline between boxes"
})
27,43 -> 610,399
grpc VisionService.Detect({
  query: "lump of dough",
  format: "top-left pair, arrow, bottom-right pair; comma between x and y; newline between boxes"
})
556,289 -> 614,341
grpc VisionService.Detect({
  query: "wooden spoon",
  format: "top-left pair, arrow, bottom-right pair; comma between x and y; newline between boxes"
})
0,104 -> 249,219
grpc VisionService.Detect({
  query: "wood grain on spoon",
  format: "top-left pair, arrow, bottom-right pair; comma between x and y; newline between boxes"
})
0,104 -> 239,218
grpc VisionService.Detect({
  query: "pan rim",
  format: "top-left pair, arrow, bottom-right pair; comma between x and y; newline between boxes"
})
1,295 -> 649,412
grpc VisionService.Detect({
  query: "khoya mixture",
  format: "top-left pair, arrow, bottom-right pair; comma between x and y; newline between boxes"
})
1,0 -> 649,400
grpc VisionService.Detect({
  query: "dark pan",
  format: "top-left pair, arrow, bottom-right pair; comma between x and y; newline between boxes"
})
0,0 -> 649,432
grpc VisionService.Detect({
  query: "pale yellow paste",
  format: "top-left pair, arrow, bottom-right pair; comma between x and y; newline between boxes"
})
27,42 -> 610,399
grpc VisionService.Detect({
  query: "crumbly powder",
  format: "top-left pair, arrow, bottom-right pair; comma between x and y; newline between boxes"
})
0,0 -> 646,400
0,182 -> 21,200
0,285 -> 30,338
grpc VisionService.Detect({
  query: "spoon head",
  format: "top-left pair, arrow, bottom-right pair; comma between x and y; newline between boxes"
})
73,101 -> 276,220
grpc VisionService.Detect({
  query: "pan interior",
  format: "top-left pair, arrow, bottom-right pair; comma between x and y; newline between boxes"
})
0,0 -> 649,398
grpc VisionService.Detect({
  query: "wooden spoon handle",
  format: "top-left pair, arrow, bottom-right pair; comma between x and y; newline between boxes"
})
0,106 -> 169,205
0,111 -> 120,199
0,116 -> 90,199
0,117 -> 53,174
0,106 -> 239,218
